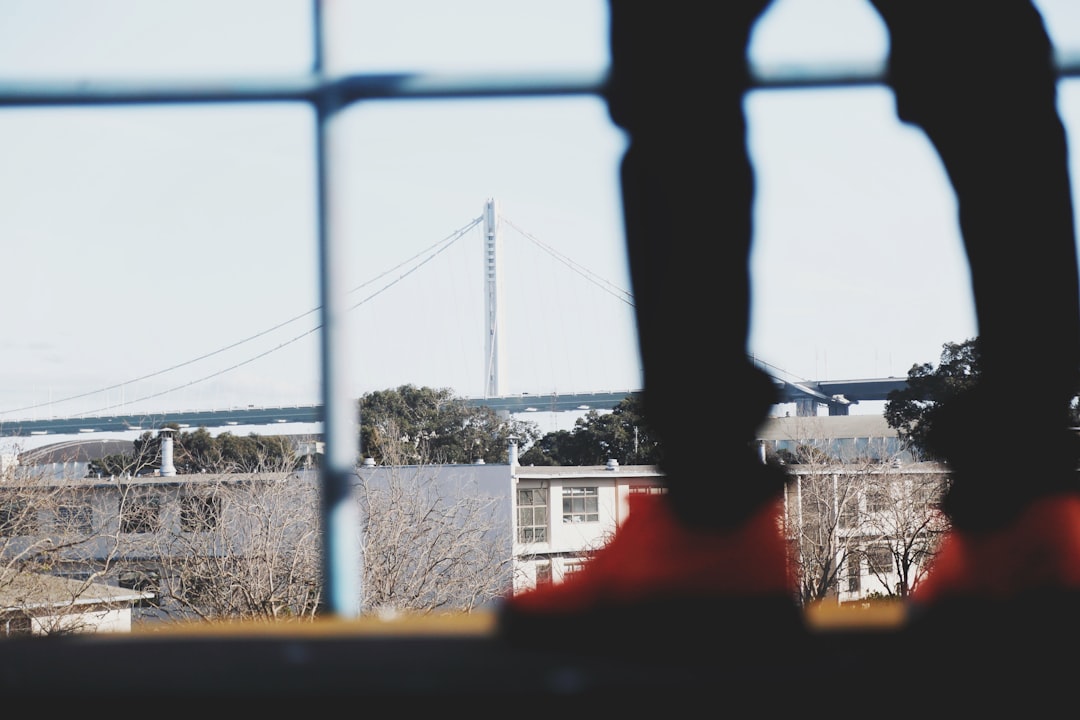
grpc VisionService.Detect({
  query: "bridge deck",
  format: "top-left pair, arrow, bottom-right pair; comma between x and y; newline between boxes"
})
0,379 -> 913,437
0,391 -> 644,437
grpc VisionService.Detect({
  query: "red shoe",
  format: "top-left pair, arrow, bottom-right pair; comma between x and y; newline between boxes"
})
498,493 -> 802,649
907,493 -> 1080,687
913,493 -> 1080,605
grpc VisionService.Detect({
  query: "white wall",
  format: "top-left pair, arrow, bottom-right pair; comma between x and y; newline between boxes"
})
511,467 -> 664,593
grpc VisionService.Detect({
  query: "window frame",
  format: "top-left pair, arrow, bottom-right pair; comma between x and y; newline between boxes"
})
56,502 -> 94,535
561,486 -> 599,524
0,498 -> 38,537
119,493 -> 162,535
516,487 -> 549,543
179,494 -> 223,533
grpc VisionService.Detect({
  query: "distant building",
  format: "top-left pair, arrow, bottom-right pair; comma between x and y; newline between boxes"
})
758,414 -> 915,464
4,428 -> 946,617
782,461 -> 948,604
15,438 -> 135,481
0,571 -> 153,635
510,459 -> 665,593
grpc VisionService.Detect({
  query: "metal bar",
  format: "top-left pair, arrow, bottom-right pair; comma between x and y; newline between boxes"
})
312,0 -> 361,619
5,6 -> 1080,622
751,52 -> 1080,90
3,53 -> 1080,108
0,71 -> 607,108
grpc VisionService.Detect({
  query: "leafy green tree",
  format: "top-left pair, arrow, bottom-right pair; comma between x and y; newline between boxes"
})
89,427 -> 172,478
205,432 -> 295,473
176,427 -> 221,472
89,425 -> 298,476
517,429 -> 585,467
885,337 -> 1080,462
884,339 -> 982,461
358,384 -> 540,465
517,394 -> 660,466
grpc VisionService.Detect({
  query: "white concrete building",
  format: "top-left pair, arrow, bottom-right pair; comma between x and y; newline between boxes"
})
759,414 -> 915,464
0,571 -> 153,635
6,432 -> 947,615
783,462 -> 949,604
510,460 -> 664,593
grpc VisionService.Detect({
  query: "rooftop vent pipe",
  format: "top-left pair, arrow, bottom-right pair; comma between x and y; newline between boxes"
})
159,429 -> 176,477
508,436 -> 519,467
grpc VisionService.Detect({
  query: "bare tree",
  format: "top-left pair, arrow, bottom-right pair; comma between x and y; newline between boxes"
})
856,464 -> 949,599
5,413 -> 514,630
785,451 -> 951,607
0,456 -> 132,635
356,426 -> 512,615
138,426 -> 511,624
148,465 -> 322,624
786,466 -> 862,605
771,416 -> 944,606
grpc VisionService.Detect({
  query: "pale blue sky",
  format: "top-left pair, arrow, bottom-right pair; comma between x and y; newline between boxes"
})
1,0 -> 1080,444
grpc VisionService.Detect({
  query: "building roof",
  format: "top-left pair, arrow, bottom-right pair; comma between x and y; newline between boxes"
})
758,414 -> 897,441
0,571 -> 152,612
514,463 -> 663,480
19,438 -> 134,465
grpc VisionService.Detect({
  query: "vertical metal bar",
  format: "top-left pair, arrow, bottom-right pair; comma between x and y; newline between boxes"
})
313,0 -> 361,618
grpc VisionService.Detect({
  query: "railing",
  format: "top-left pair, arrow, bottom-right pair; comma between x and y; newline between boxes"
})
4,3 -> 1078,619
2,2 -> 1080,704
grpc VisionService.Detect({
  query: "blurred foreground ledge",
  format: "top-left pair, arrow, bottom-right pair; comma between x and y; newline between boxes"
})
0,599 -> 1077,711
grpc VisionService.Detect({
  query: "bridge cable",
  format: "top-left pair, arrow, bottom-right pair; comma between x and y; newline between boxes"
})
8,209 -> 807,420
1,216 -> 483,419
502,218 -> 635,307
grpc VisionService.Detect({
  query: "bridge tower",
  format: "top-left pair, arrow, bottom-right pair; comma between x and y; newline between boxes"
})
483,198 -> 505,397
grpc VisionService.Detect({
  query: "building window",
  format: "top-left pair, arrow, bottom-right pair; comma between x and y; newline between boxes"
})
0,499 -> 37,537
536,562 -> 552,588
562,487 -> 599,523
865,485 -> 890,514
563,561 -> 585,579
839,499 -> 859,529
517,488 -> 548,543
180,495 -> 222,533
867,545 -> 893,575
628,484 -> 665,495
833,437 -> 855,461
119,568 -> 159,609
120,494 -> 161,534
56,503 -> 94,535
913,476 -> 944,511
1,615 -> 32,636
846,557 -> 861,593
853,437 -> 871,459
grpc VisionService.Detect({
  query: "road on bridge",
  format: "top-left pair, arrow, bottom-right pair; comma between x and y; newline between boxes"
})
0,377 -> 909,438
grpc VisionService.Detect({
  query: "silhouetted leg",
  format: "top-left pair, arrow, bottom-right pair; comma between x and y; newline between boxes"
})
496,3 -> 804,648
871,1 -> 1080,532
609,1 -> 787,530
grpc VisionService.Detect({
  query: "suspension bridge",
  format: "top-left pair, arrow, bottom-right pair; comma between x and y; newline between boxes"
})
0,197 -> 907,439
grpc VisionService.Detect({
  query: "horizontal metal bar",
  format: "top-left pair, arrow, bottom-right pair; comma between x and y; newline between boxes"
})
2,53 -> 1079,109
752,52 -> 1080,90
0,70 -> 608,108
750,60 -> 886,89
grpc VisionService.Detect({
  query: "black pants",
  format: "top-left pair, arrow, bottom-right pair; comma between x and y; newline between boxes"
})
608,1 -> 1080,531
